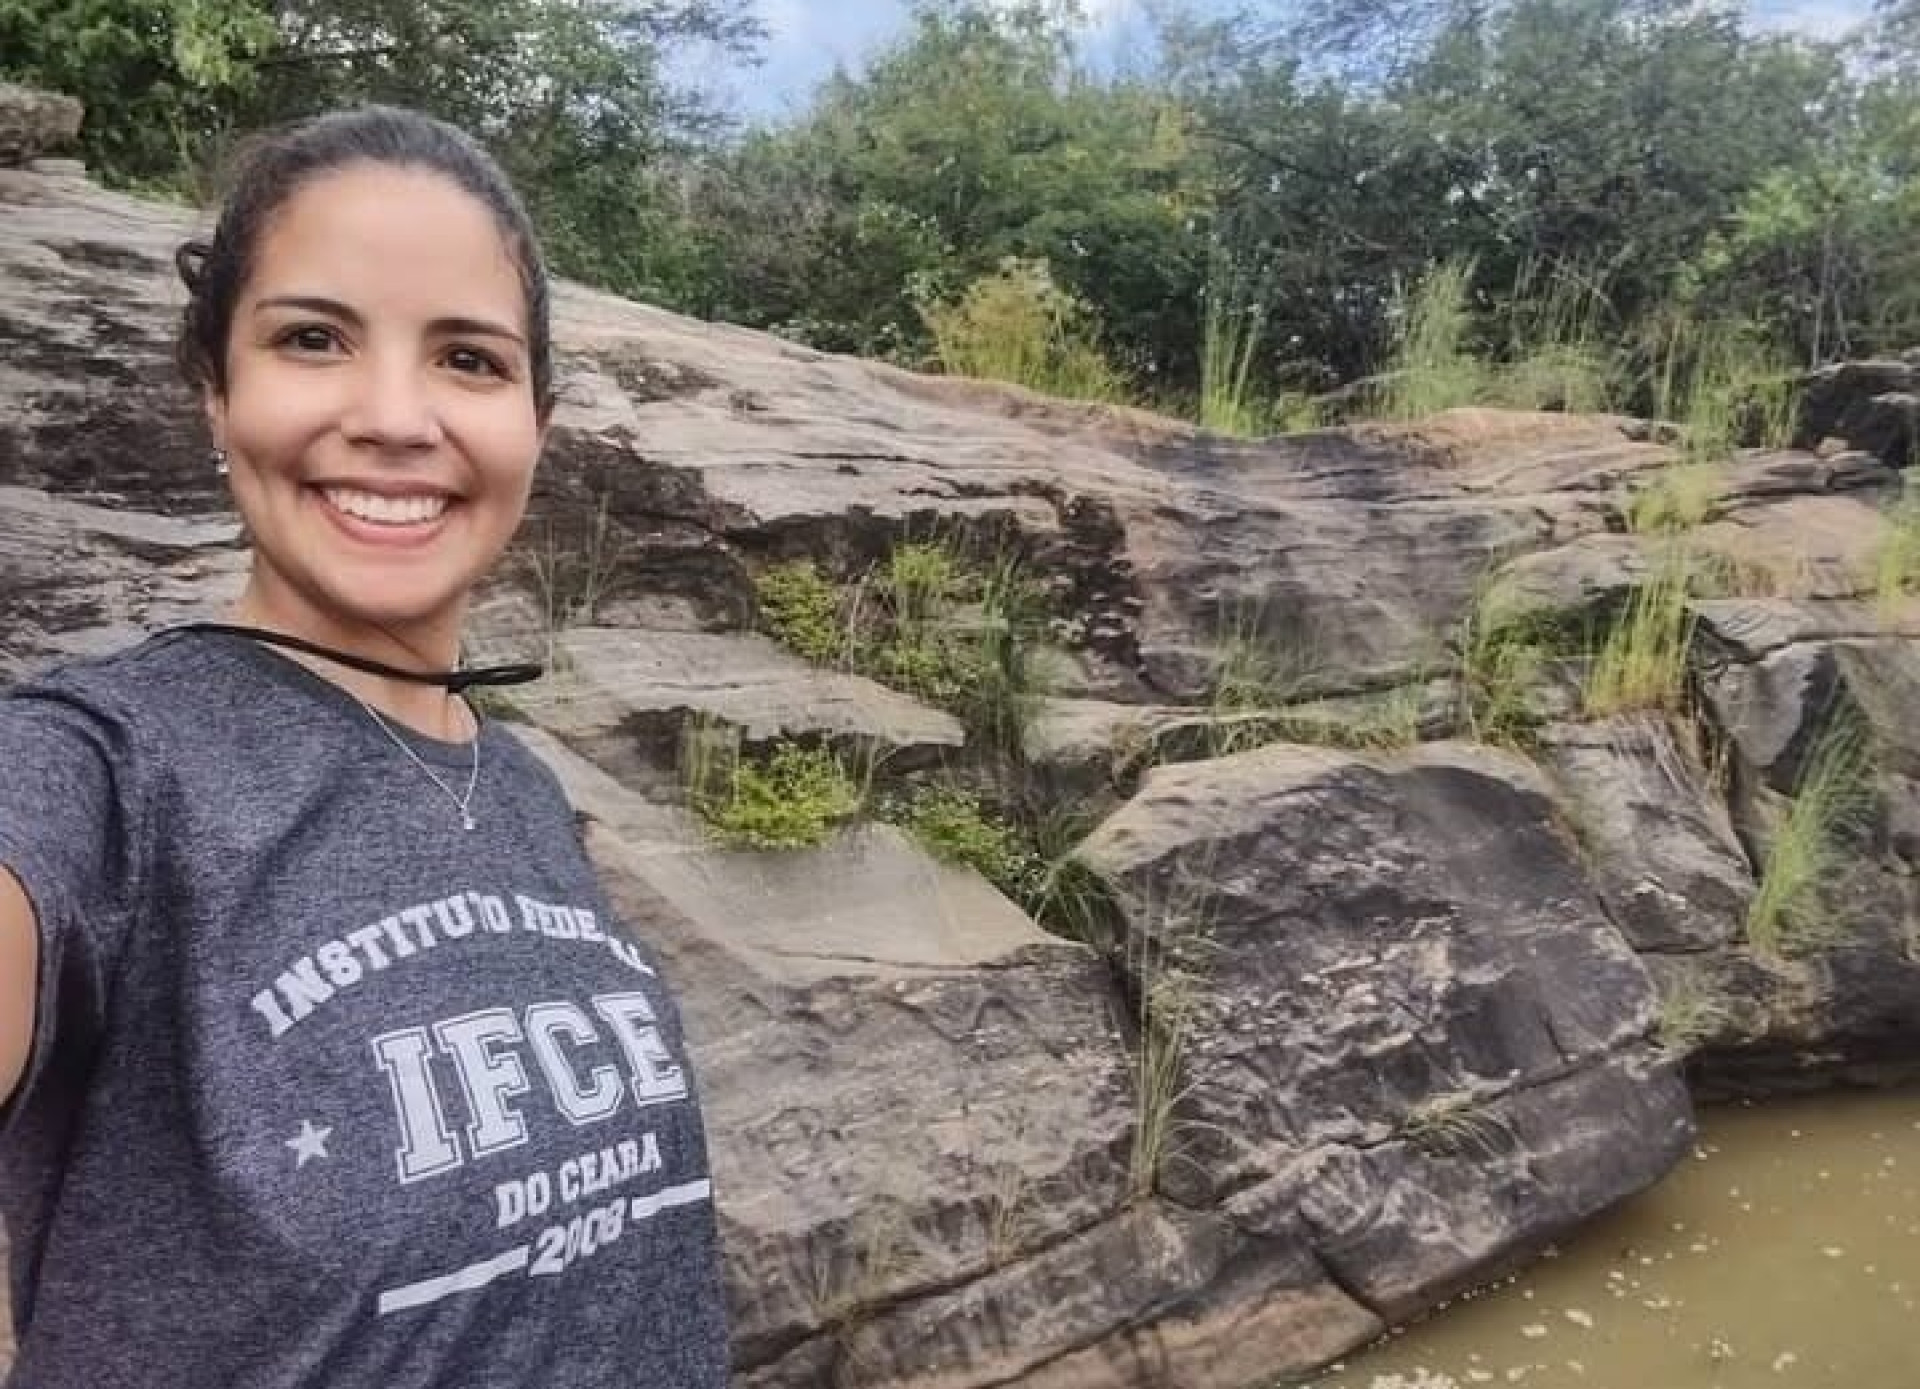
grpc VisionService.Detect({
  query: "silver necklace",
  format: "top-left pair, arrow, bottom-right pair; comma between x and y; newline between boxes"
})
350,695 -> 481,831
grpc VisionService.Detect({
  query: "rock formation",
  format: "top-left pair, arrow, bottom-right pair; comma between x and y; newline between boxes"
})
3,131 -> 1917,1386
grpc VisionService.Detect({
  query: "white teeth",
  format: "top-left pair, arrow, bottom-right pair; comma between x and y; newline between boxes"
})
321,487 -> 449,525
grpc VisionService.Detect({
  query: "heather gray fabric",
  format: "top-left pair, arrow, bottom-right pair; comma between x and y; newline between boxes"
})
0,630 -> 729,1388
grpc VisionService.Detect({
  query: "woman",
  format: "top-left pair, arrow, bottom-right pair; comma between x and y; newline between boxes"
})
0,107 -> 729,1387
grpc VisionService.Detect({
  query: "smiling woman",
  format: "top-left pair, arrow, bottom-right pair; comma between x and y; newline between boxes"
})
0,107 -> 731,1389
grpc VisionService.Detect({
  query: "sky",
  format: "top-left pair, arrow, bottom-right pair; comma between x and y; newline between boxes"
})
688,0 -> 1879,123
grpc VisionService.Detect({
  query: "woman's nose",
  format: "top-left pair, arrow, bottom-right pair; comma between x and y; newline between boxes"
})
341,357 -> 444,450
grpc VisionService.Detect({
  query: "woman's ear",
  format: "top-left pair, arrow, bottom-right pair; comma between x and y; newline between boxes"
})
202,385 -> 228,452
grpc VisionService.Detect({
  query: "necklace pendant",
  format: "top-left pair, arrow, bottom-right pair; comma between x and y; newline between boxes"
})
462,812 -> 476,831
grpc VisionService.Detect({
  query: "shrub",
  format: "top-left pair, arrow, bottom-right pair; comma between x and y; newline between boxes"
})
919,258 -> 1124,404
756,560 -> 845,665
686,735 -> 862,851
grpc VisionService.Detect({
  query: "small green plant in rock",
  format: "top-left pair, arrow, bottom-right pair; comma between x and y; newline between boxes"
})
1379,258 -> 1489,421
1455,579 -> 1558,749
883,784 -> 1037,893
1654,967 -> 1732,1057
1583,547 -> 1697,717
1397,1091 -> 1512,1159
1202,600 -> 1317,758
756,559 -> 845,665
683,726 -> 862,851
1747,711 -> 1875,957
464,687 -> 527,725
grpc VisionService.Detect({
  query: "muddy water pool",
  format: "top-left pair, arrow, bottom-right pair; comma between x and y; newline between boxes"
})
1309,1086 -> 1920,1389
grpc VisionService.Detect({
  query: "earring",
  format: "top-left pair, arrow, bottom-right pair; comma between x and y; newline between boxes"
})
212,447 -> 229,476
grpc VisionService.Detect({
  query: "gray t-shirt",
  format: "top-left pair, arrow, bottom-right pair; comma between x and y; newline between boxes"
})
0,630 -> 729,1387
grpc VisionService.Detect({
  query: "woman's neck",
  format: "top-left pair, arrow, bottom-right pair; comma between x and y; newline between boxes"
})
228,583 -> 476,743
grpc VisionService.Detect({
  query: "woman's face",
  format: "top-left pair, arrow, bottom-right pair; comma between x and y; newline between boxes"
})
206,163 -> 542,646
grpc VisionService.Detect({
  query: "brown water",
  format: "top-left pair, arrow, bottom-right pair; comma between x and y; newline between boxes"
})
1309,1087 -> 1920,1389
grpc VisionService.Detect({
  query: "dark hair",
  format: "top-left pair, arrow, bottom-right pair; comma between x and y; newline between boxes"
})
175,105 -> 553,423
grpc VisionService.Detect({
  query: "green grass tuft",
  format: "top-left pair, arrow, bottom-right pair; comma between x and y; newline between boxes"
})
1747,711 -> 1875,956
1583,547 -> 1697,717
1624,461 -> 1726,534
1654,966 -> 1732,1057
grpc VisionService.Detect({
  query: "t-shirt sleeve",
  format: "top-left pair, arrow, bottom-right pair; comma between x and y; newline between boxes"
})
0,678 -> 144,1136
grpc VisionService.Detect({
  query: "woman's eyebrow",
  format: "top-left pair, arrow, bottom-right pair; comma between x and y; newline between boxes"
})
431,316 -> 527,347
252,296 -> 525,347
254,293 -> 361,323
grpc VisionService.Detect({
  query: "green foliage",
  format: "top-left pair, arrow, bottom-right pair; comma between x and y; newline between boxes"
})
1747,711 -> 1876,956
1583,547 -> 1697,717
1,0 -> 757,304
757,537 -> 1050,762
755,560 -> 844,665
1379,259 -> 1488,419
883,783 -> 1036,890
683,728 -> 862,851
0,0 -> 274,190
920,259 -> 1124,403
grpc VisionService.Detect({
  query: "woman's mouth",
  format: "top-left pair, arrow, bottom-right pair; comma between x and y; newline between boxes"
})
318,486 -> 451,526
312,485 -> 458,547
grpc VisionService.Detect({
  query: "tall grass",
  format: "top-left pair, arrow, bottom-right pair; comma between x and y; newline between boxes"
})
1113,854 -> 1219,1202
1494,259 -> 1617,413
1647,315 -> 1800,461
1198,245 -> 1271,436
1583,545 -> 1697,717
1379,258 -> 1488,420
1747,710 -> 1875,956
920,258 -> 1123,404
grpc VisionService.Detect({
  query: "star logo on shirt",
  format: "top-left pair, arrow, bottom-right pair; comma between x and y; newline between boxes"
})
286,1119 -> 334,1169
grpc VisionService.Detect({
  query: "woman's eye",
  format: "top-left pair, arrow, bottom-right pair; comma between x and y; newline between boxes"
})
445,346 -> 507,378
277,324 -> 341,353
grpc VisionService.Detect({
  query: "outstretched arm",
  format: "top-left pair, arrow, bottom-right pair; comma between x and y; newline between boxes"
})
0,867 -> 39,1108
